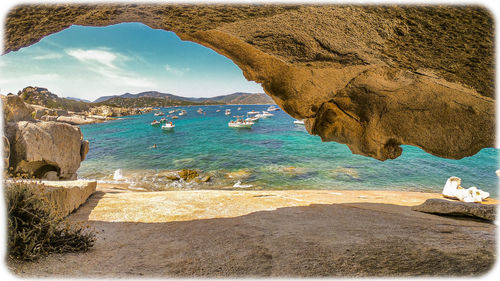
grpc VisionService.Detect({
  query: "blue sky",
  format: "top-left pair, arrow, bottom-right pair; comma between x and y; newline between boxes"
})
0,22 -> 264,101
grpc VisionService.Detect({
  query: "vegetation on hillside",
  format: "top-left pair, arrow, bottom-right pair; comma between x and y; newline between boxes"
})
18,86 -> 92,112
16,86 -> 274,113
6,181 -> 95,261
101,96 -> 223,108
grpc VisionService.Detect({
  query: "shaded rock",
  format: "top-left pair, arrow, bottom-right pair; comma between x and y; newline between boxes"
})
178,169 -> 199,181
3,136 -> 10,170
1,94 -> 34,122
43,171 -> 59,181
80,140 -> 89,161
5,121 -> 86,180
412,198 -> 496,221
199,175 -> 211,182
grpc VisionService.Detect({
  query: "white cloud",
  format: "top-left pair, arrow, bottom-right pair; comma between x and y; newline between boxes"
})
66,49 -> 119,68
64,48 -> 156,89
33,53 -> 63,60
164,64 -> 190,76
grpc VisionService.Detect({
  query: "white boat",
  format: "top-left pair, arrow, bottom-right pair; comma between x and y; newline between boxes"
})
256,111 -> 273,118
197,108 -> 204,114
151,120 -> 161,126
245,116 -> 259,122
225,109 -> 231,115
267,105 -> 280,111
294,119 -> 305,125
237,107 -> 242,110
216,109 -> 221,112
228,117 -> 254,128
168,110 -> 175,114
179,110 -> 187,116
247,110 -> 259,115
161,122 -> 175,130
154,112 -> 165,116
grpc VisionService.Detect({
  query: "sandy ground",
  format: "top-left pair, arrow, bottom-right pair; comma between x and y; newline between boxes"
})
6,184 -> 497,277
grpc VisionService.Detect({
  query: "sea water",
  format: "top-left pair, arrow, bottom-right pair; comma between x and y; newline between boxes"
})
78,104 -> 499,197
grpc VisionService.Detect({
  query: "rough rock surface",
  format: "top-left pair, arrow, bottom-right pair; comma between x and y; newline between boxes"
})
4,121 -> 88,180
40,180 -> 97,217
3,5 -> 495,160
8,188 -> 496,277
412,198 -> 496,221
1,94 -> 34,122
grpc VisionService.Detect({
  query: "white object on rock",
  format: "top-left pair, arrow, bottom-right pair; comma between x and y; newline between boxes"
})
113,169 -> 125,181
442,177 -> 490,203
442,177 -> 462,199
233,180 -> 253,188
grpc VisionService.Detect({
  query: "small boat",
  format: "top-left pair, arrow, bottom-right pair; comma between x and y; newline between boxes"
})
294,119 -> 305,125
228,117 -> 254,128
162,122 -> 175,130
237,107 -> 242,110
160,117 -> 167,123
216,109 -> 221,112
245,116 -> 259,122
225,109 -> 231,115
247,110 -> 259,115
197,108 -> 204,114
172,116 -> 179,119
267,105 -> 280,111
154,112 -> 165,116
168,110 -> 175,114
151,120 -> 161,126
179,110 -> 187,116
256,111 -> 273,118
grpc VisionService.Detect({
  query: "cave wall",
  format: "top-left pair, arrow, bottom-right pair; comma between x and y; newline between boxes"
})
3,4 -> 495,160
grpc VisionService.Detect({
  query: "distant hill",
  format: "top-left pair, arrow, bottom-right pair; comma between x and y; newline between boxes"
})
93,91 -> 189,103
94,91 -> 274,105
17,86 -> 92,112
65,96 -> 91,103
17,87 -> 275,113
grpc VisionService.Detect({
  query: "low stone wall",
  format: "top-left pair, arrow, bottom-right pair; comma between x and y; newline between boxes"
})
6,179 -> 97,217
40,180 -> 97,217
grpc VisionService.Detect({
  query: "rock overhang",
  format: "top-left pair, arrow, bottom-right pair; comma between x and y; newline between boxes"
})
3,4 -> 495,161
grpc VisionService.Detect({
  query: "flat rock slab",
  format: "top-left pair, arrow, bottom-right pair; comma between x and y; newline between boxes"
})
6,179 -> 97,217
412,198 -> 496,221
40,180 -> 97,217
8,186 -> 496,277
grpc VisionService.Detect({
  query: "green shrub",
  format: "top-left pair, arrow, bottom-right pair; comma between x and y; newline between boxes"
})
5,181 -> 95,261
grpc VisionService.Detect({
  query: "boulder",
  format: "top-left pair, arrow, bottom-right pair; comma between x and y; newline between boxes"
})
80,140 -> 89,161
3,136 -> 10,170
1,94 -> 34,122
5,121 -> 87,180
178,169 -> 199,181
40,115 -> 58,121
412,198 -> 496,221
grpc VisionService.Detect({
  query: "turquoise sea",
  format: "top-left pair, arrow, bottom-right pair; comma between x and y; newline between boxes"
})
78,104 -> 499,197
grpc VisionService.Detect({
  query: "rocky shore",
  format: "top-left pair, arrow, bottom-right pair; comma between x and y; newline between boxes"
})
7,185 -> 497,277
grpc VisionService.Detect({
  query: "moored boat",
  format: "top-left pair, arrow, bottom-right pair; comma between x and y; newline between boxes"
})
267,105 -> 280,111
179,110 -> 187,116
225,109 -> 231,115
256,111 -> 273,118
247,110 -> 259,115
162,122 -> 175,130
154,112 -> 165,116
151,120 -> 161,126
228,117 -> 254,128
294,119 -> 305,125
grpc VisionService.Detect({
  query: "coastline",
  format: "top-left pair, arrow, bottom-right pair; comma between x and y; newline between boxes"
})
9,183 -> 496,277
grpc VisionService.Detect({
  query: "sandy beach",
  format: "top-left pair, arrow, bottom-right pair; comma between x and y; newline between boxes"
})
7,184 -> 497,277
